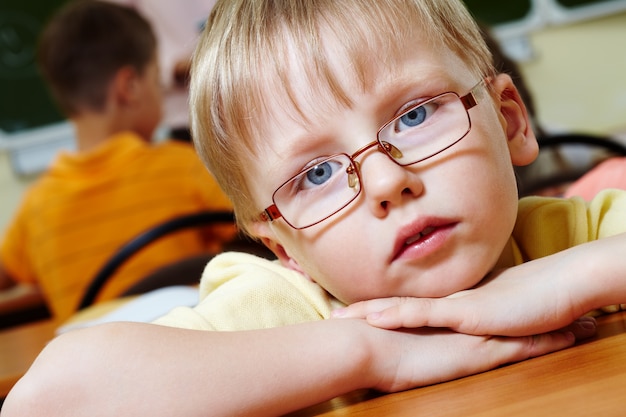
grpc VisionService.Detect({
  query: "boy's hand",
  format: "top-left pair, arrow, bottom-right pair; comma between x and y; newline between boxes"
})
337,291 -> 596,335
366,321 -> 594,393
334,241 -> 608,336
354,233 -> 626,337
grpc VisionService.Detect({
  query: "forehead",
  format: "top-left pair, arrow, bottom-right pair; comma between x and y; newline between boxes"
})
259,26 -> 468,142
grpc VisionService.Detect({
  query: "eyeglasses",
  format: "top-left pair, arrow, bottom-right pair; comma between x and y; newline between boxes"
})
260,80 -> 488,229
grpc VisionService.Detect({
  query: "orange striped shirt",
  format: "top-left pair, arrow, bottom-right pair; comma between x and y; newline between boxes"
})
1,132 -> 235,321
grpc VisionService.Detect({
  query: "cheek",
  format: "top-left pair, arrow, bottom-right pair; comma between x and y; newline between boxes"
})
287,222 -> 379,304
460,118 -> 518,194
439,128 -> 519,240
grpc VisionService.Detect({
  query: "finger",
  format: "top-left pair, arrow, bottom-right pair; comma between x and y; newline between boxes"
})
365,303 -> 431,329
526,331 -> 577,358
366,298 -> 470,331
490,331 -> 576,366
418,331 -> 577,389
560,316 -> 597,341
331,297 -> 403,319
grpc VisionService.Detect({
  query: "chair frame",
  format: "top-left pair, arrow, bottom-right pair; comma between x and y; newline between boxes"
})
77,211 -> 235,310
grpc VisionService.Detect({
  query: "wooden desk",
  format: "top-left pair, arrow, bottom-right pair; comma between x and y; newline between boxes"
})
0,319 -> 57,398
2,313 -> 625,413
289,312 -> 626,417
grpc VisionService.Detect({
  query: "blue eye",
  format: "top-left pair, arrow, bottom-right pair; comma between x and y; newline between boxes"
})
400,106 -> 426,128
305,161 -> 334,186
394,102 -> 437,133
290,158 -> 346,194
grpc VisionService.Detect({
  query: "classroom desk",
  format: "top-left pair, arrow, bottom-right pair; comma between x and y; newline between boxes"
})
1,312 -> 626,414
289,311 -> 626,417
0,319 -> 57,398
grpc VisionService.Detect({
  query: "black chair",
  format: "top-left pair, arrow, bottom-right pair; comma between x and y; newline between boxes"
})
77,210 -> 251,310
516,133 -> 626,197
0,304 -> 51,330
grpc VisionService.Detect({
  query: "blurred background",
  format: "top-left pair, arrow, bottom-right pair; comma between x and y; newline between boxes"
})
1,0 -> 626,230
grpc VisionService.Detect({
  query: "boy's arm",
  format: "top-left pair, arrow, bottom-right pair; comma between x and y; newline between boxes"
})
337,233 -> 626,336
2,318 -> 585,417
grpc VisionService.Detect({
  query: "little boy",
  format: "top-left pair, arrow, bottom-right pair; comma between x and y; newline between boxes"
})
4,0 -> 625,416
0,0 -> 234,322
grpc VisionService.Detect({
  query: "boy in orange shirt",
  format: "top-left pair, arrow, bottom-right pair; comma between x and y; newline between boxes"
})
0,0 -> 234,322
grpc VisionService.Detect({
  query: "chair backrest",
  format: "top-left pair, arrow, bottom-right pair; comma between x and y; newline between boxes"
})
516,133 -> 626,197
77,211 -> 235,310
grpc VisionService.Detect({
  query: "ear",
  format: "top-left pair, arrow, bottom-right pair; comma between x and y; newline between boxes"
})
492,74 -> 538,167
249,221 -> 311,277
111,66 -> 140,106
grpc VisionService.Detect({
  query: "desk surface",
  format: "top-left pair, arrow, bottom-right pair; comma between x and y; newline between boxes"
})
289,312 -> 626,417
2,313 -> 626,413
0,319 -> 57,398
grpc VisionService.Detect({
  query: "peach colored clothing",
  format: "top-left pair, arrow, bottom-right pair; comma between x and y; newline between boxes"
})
565,157 -> 626,200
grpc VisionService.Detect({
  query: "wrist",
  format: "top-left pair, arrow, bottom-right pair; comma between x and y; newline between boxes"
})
570,234 -> 626,312
327,319 -> 386,391
347,319 -> 406,391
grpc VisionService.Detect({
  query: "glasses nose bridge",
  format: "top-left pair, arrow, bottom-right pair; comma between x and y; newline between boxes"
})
346,138 -> 405,189
349,139 -> 394,166
348,138 -> 404,181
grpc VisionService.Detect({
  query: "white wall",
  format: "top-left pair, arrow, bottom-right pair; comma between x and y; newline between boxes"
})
520,12 -> 626,136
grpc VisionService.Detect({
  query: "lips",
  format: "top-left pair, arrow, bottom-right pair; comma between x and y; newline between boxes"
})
404,226 -> 436,245
391,219 -> 457,262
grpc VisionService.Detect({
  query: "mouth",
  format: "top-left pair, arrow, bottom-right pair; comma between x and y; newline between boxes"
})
403,226 -> 436,245
391,220 -> 457,262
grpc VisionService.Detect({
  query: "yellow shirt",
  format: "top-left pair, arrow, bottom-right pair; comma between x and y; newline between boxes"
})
498,190 -> 626,267
155,190 -> 626,331
1,132 -> 234,321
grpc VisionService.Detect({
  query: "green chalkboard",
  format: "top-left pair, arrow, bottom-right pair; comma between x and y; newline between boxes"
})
0,0 -> 69,134
463,0 -> 623,26
463,0 -> 533,26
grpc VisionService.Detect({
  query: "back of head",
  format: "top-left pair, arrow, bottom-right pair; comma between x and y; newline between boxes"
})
37,0 -> 156,116
190,0 -> 495,234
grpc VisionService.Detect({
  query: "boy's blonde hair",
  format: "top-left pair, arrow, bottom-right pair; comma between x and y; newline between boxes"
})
190,0 -> 495,235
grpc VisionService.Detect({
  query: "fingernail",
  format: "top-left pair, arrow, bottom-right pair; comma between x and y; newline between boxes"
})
580,319 -> 597,331
331,308 -> 345,318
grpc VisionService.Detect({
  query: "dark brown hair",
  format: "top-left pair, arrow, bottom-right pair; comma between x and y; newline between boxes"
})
37,0 -> 156,116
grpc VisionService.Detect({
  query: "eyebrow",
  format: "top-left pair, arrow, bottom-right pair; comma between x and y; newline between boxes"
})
281,132 -> 339,173
362,72 -> 454,132
257,122 -> 327,184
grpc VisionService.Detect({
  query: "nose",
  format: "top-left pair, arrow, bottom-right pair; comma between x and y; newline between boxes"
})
356,148 -> 424,218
